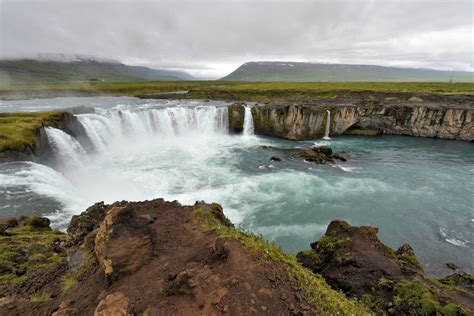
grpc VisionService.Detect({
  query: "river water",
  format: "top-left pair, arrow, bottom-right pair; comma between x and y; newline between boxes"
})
0,97 -> 472,276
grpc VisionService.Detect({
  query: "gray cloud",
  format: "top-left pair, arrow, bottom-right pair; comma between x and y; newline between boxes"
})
1,0 -> 472,77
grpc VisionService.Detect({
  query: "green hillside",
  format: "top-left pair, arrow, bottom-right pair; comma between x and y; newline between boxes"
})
0,58 -> 195,85
222,62 -> 474,82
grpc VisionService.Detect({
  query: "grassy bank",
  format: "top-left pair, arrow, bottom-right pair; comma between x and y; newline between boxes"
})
1,81 -> 473,102
194,203 -> 371,315
0,111 -> 66,153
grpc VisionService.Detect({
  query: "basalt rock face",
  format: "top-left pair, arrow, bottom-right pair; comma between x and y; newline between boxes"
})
297,220 -> 473,315
228,103 -> 246,133
250,102 -> 473,141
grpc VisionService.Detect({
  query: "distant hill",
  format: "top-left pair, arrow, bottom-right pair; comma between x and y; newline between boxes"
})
221,61 -> 474,82
0,56 -> 195,85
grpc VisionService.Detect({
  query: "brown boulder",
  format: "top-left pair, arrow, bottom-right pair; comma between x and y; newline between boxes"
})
94,292 -> 131,316
94,206 -> 155,282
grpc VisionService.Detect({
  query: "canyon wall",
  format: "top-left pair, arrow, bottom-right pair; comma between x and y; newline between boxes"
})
228,102 -> 473,141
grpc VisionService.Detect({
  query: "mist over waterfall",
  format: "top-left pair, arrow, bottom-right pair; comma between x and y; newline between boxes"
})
76,105 -> 229,152
243,106 -> 255,136
45,127 -> 88,167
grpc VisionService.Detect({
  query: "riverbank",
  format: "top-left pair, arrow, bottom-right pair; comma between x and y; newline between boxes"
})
0,200 -> 471,315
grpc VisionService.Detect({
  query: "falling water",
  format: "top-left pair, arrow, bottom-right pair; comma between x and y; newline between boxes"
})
45,127 -> 88,167
323,110 -> 331,140
243,106 -> 255,135
77,105 -> 228,151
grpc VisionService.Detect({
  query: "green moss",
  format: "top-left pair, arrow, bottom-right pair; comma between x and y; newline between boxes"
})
0,225 -> 67,288
394,280 -> 441,315
0,111 -> 66,153
193,205 -> 370,315
441,303 -> 467,316
317,235 -> 351,252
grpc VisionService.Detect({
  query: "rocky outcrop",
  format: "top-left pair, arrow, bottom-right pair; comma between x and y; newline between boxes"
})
4,199 -> 360,315
94,206 -> 155,282
297,220 -> 473,314
260,145 -> 347,164
2,202 -> 473,315
0,111 -> 92,163
228,103 -> 246,133
248,102 -> 473,141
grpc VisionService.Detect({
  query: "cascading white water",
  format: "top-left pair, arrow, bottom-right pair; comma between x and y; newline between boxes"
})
45,127 -> 88,167
243,106 -> 255,135
77,106 -> 229,151
323,110 -> 331,140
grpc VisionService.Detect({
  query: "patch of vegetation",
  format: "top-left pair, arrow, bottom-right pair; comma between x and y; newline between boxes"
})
193,204 -> 371,315
408,96 -> 424,102
29,290 -> 51,302
393,280 -> 466,315
62,271 -> 82,292
0,111 -> 66,153
0,223 -> 67,288
1,81 -> 473,102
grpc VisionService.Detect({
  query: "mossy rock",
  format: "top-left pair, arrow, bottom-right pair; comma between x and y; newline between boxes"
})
0,223 -> 67,288
26,216 -> 51,230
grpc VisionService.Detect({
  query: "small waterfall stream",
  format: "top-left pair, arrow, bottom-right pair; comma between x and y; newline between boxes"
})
323,110 -> 331,140
243,106 -> 255,136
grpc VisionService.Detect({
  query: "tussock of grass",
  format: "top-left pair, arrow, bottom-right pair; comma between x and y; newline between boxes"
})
29,290 -> 51,302
0,111 -> 66,153
62,271 -> 82,291
193,204 -> 371,315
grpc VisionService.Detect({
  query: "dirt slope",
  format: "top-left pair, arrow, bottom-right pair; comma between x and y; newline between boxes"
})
0,199 -> 366,315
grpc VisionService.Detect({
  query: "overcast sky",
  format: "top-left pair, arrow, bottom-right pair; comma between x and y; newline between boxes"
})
0,0 -> 472,78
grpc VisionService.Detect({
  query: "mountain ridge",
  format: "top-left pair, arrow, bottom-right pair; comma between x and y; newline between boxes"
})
222,61 -> 474,82
0,57 -> 195,85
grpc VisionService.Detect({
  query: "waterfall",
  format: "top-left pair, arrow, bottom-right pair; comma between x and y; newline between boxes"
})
45,127 -> 88,167
243,106 -> 255,135
323,110 -> 331,140
76,105 -> 229,151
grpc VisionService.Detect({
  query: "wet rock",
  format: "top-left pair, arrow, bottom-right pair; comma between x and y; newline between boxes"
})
228,103 -> 245,133
270,156 -> 282,162
94,206 -> 155,282
94,292 -> 131,316
298,146 -> 345,164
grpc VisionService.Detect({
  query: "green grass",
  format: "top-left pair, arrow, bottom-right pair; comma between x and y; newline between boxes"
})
29,290 -> 51,302
1,81 -> 473,102
62,271 -> 82,291
0,224 -> 67,288
0,111 -> 66,153
193,203 -> 371,315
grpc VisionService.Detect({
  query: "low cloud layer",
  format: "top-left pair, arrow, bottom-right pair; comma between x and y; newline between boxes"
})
1,0 -> 472,77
